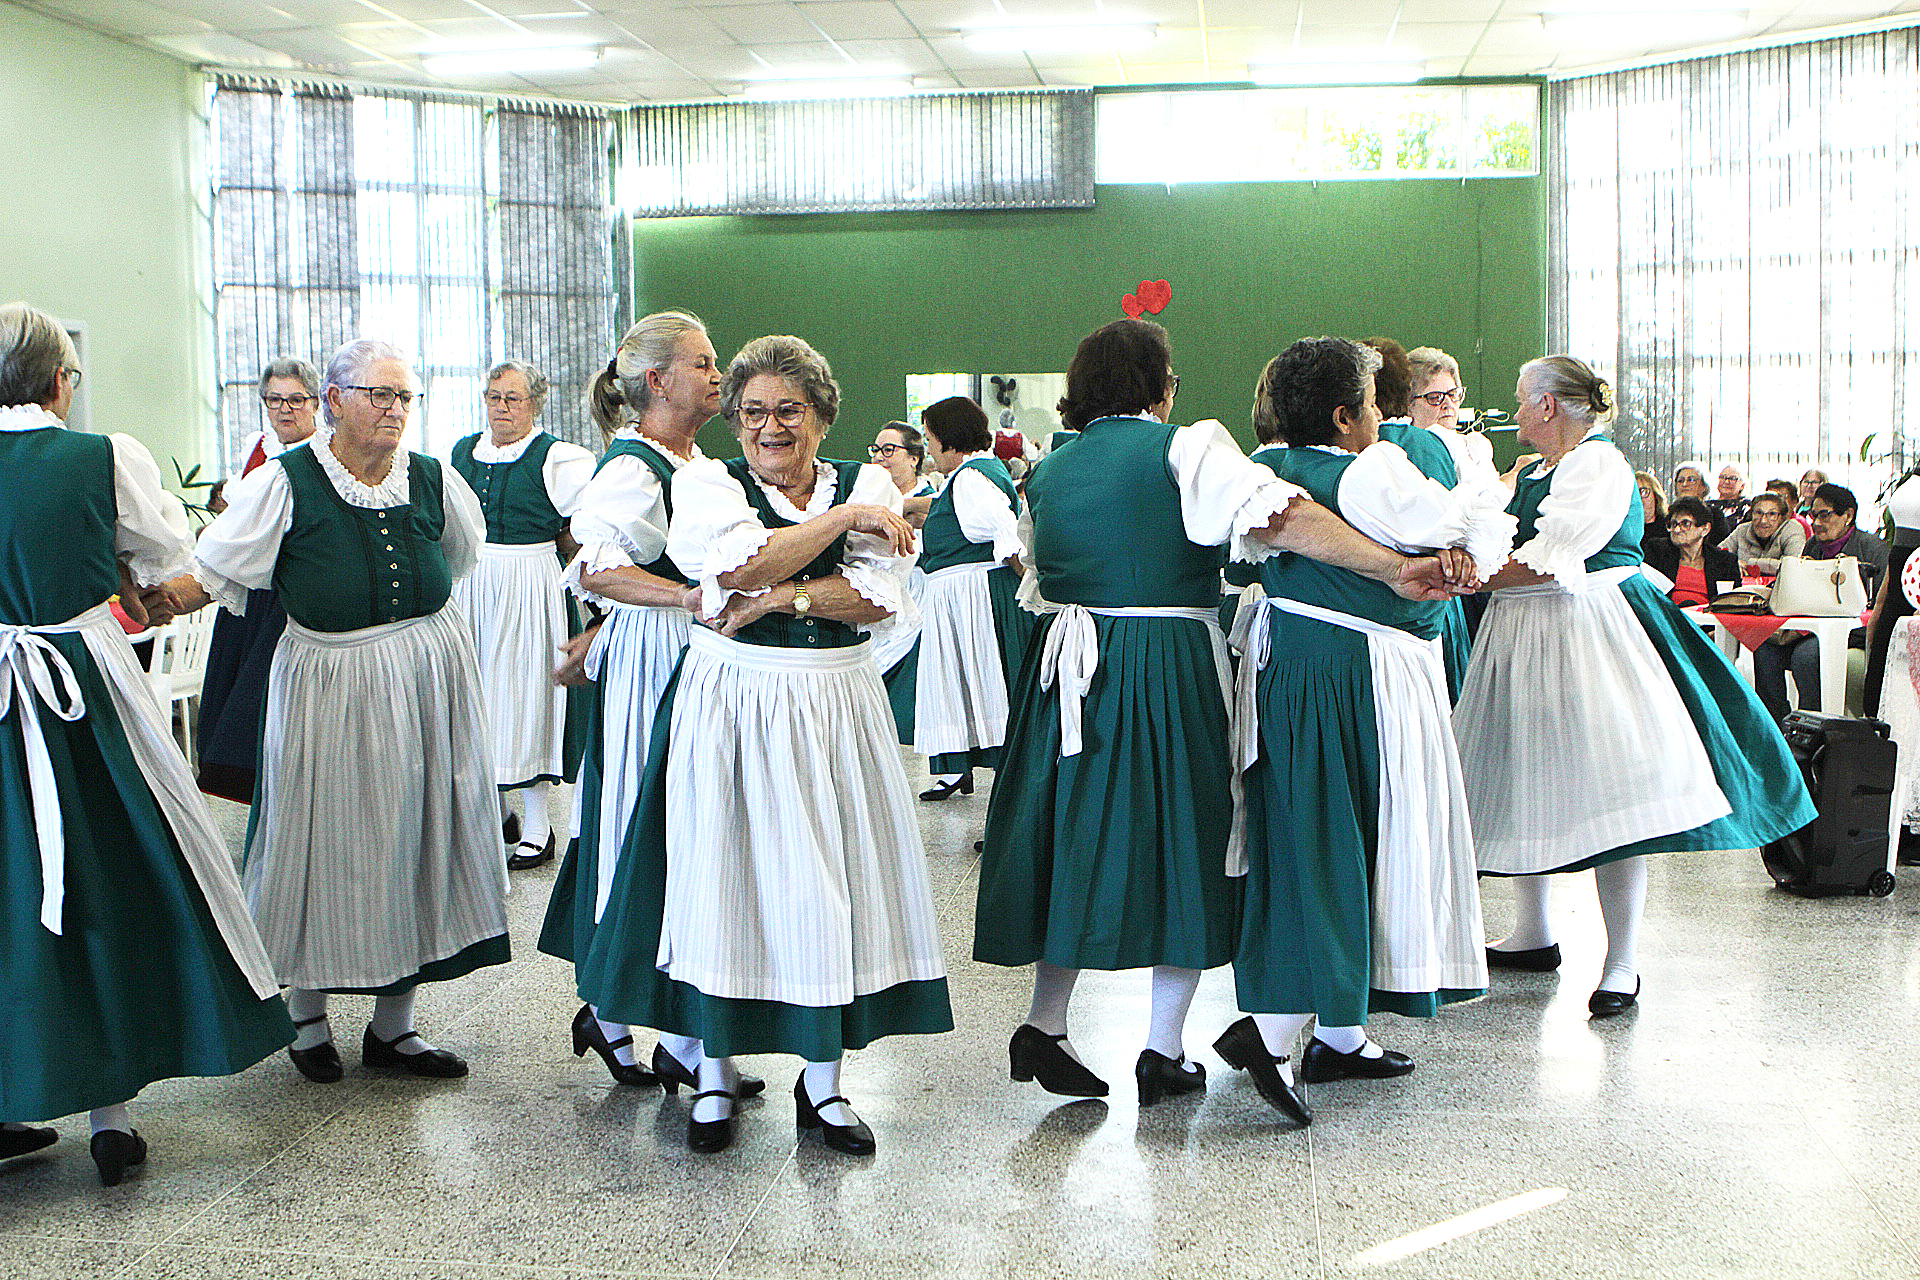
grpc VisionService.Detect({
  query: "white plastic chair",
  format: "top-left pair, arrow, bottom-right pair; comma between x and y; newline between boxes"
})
145,608 -> 216,762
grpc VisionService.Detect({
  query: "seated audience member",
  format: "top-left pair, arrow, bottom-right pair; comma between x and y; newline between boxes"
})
1636,471 -> 1669,553
1798,468 -> 1829,515
1753,482 -> 1888,721
1645,497 -> 1740,607
1767,479 -> 1811,534
1725,492 -> 1806,576
1708,462 -> 1751,535
1672,462 -> 1730,546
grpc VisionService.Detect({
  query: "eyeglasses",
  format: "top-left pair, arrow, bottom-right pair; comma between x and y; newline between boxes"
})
1168,374 -> 1181,395
868,442 -> 904,458
1667,520 -> 1701,531
1809,507 -> 1839,520
261,393 -> 316,410
344,385 -> 415,411
734,401 -> 809,429
1417,386 -> 1465,407
61,367 -> 83,389
482,391 -> 529,408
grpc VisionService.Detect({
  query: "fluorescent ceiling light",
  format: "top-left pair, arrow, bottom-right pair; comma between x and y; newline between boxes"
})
966,22 -> 1158,54
1252,61 -> 1426,86
425,46 -> 601,75
743,78 -> 914,100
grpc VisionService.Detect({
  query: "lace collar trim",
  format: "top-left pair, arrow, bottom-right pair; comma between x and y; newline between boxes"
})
472,430 -> 541,464
748,457 -> 838,523
312,428 -> 411,509
0,404 -> 62,433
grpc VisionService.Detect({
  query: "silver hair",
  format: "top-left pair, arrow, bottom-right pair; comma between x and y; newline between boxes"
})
720,335 -> 840,427
488,359 -> 549,411
1518,354 -> 1614,424
1675,459 -> 1707,484
256,357 -> 320,398
0,301 -> 79,408
322,338 -> 410,426
590,310 -> 707,441
1717,460 -> 1747,482
1406,345 -> 1460,389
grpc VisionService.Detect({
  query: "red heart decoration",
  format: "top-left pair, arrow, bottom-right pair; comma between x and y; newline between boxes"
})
1121,292 -> 1144,318
1139,279 -> 1172,314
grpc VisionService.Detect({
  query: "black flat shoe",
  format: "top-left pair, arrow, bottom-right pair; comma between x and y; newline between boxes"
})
90,1129 -> 146,1187
1486,943 -> 1562,972
571,1005 -> 657,1087
687,1091 -> 735,1153
919,771 -> 974,802
1589,977 -> 1641,1018
363,1027 -> 469,1078
502,810 -> 521,846
0,1125 -> 57,1159
794,1075 -> 875,1155
1300,1038 -> 1416,1083
1135,1049 -> 1206,1106
649,1044 -> 765,1098
288,1015 -> 343,1083
1212,1016 -> 1311,1127
1009,1024 -> 1109,1098
507,833 -> 555,871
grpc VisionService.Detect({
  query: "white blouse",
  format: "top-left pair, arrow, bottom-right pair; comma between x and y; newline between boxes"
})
1511,433 -> 1638,593
469,430 -> 597,524
564,427 -> 704,608
945,451 -> 1023,565
1335,441 -> 1518,579
0,404 -> 193,589
668,457 -> 915,629
191,429 -> 486,615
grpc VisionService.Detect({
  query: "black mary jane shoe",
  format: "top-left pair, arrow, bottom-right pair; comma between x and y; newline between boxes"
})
687,1091 -> 735,1154
1212,1016 -> 1312,1127
571,1005 -> 658,1087
919,771 -> 974,802
1009,1024 -> 1109,1098
794,1075 -> 876,1156
507,832 -> 556,871
649,1044 -> 766,1098
1299,1038 -> 1415,1083
0,1125 -> 58,1160
1485,943 -> 1562,972
288,1015 -> 343,1083
362,1027 -> 469,1078
1588,977 -> 1641,1018
1135,1049 -> 1207,1106
90,1129 -> 147,1187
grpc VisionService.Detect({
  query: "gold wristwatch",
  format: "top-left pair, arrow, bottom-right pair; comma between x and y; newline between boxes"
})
791,583 -> 812,616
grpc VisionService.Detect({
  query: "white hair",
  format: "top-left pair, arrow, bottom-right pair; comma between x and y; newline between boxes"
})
323,338 -> 410,425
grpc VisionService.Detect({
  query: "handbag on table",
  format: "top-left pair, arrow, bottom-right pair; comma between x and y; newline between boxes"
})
1769,555 -> 1867,617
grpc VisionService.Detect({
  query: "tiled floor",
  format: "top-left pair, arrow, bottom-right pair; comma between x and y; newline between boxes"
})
5,765 -> 1919,1279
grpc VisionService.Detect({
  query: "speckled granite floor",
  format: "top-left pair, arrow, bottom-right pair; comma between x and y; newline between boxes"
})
4,761 -> 1918,1279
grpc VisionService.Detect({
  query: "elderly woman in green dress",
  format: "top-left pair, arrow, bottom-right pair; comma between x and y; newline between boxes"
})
868,419 -> 937,745
976,318 -> 1467,1108
579,335 -> 949,1156
0,302 -> 291,1186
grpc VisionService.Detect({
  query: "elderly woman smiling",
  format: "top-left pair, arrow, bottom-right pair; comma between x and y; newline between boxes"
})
578,335 -> 950,1157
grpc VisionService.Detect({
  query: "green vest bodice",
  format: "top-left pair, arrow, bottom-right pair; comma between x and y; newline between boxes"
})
1253,445 -> 1444,638
273,444 -> 453,632
1380,423 -> 1459,488
1510,436 -> 1643,573
597,438 -> 685,581
1047,429 -> 1080,452
921,456 -> 1018,573
721,458 -> 865,649
0,427 -> 119,625
1025,416 -> 1224,609
452,431 -> 565,545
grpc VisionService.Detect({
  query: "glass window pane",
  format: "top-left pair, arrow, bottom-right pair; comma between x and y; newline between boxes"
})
354,97 -> 414,184
358,191 -> 419,277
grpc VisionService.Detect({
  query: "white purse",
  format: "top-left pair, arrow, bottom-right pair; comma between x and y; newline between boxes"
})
1770,555 -> 1868,617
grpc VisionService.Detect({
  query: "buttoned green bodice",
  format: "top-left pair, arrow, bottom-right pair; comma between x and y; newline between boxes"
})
273,444 -> 452,632
452,431 -> 565,545
920,456 -> 1018,573
721,458 -> 865,649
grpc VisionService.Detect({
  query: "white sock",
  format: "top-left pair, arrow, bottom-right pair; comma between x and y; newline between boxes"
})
658,1032 -> 700,1073
286,989 -> 331,1049
1251,1014 -> 1311,1084
1146,966 -> 1201,1061
1594,856 -> 1647,993
1493,875 -> 1556,950
1314,1023 -> 1383,1058
1026,961 -> 1079,1038
803,1058 -> 859,1128
691,1055 -> 736,1123
521,782 -> 553,849
89,1104 -> 130,1136
588,1005 -> 636,1067
371,991 -> 438,1054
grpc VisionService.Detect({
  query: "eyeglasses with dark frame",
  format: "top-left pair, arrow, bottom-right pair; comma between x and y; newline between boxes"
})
1417,386 -> 1465,407
868,442 -> 904,459
482,390 -> 529,408
261,393 -> 316,410
344,385 -> 415,411
734,402 -> 809,429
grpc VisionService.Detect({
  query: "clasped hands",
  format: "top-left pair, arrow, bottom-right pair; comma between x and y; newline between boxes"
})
1394,546 -> 1481,602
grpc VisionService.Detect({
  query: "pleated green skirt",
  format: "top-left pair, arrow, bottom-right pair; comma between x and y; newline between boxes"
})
883,639 -> 919,747
1,635 -> 294,1121
1438,598 -> 1471,704
974,611 -> 1237,972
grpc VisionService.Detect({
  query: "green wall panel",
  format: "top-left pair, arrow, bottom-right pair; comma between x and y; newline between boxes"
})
632,177 -> 1547,460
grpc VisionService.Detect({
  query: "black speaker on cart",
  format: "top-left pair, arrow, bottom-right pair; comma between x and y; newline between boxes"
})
1761,711 -> 1898,898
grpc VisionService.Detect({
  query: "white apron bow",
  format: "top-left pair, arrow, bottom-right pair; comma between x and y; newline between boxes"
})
0,618 -> 88,932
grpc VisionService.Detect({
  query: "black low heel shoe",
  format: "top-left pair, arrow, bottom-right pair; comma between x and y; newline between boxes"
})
0,1125 -> 57,1160
571,1005 -> 658,1087
288,1015 -> 343,1084
1212,1017 -> 1311,1127
1008,1024 -> 1109,1098
919,771 -> 974,802
508,832 -> 555,871
363,1028 -> 468,1078
794,1075 -> 875,1155
1486,943 -> 1562,972
1299,1039 -> 1415,1083
1135,1050 -> 1206,1106
501,810 -> 521,846
687,1091 -> 735,1153
650,1044 -> 766,1098
90,1129 -> 146,1187
1588,976 -> 1641,1018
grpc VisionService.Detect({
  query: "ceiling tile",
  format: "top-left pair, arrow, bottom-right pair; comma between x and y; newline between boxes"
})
147,0 -> 308,32
147,29 -> 301,61
796,0 -> 916,40
33,0 -> 210,38
700,3 -> 825,42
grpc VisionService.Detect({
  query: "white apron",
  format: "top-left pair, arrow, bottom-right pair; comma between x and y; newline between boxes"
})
452,539 -> 570,788
913,561 -> 1011,756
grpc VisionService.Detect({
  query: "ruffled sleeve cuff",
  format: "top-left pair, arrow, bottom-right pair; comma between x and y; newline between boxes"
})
563,536 -> 645,607
1231,489 -> 1312,565
189,560 -> 251,616
1462,506 -> 1521,580
696,524 -> 776,619
1514,534 -> 1590,593
124,541 -> 196,592
843,558 -> 904,617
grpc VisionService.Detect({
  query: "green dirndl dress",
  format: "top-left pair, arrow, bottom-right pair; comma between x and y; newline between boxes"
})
1381,424 -> 1473,700
880,478 -> 937,746
0,421 -> 292,1122
974,417 -> 1239,972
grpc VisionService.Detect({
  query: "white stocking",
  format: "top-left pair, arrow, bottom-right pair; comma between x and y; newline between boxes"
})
89,1103 -> 131,1136
1147,966 -> 1201,1061
1593,856 -> 1647,993
692,1055 -> 736,1123
370,990 -> 440,1054
521,782 -> 553,849
286,989 -> 330,1049
1251,1014 -> 1312,1084
1493,874 -> 1556,951
803,1058 -> 859,1128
